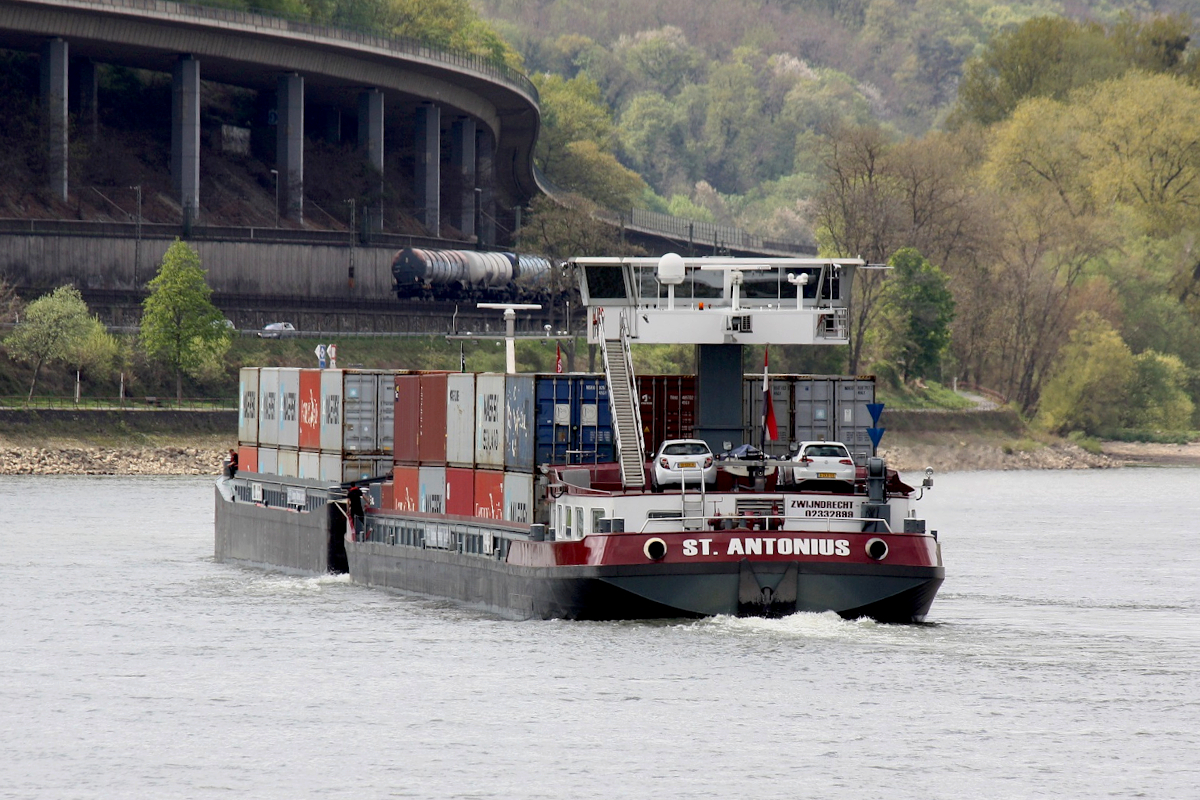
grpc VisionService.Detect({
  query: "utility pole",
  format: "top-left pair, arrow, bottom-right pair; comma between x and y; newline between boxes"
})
346,198 -> 356,289
130,184 -> 142,286
270,169 -> 279,227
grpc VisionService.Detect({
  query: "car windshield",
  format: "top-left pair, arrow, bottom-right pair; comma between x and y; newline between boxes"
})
663,443 -> 709,456
804,445 -> 848,458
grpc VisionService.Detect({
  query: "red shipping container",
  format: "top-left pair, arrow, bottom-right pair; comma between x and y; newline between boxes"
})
473,469 -> 504,519
392,465 -> 419,511
298,369 -> 322,450
638,375 -> 697,455
394,375 -> 421,464
381,481 -> 394,512
445,467 -> 474,516
238,444 -> 258,473
418,372 -> 448,463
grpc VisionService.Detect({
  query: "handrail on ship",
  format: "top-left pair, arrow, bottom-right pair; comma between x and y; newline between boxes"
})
637,515 -> 894,535
36,0 -> 538,102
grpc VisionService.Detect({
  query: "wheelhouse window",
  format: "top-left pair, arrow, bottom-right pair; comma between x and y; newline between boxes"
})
583,265 -> 628,301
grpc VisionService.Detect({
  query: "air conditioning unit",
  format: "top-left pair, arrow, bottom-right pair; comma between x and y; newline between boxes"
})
725,314 -> 753,332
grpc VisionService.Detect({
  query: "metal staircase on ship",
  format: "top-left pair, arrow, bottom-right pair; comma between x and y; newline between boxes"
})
600,313 -> 646,489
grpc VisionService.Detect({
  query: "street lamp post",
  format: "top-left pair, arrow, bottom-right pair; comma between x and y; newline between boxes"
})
270,169 -> 279,227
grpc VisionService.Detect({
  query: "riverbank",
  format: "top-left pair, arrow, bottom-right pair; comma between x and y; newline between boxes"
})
0,407 -> 1195,475
1,439 -> 1197,476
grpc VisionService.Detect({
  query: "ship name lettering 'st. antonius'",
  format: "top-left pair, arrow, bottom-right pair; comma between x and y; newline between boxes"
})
681,538 -> 852,557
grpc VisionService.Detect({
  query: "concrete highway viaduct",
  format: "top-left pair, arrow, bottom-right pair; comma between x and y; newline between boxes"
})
0,0 -> 540,237
0,0 -> 813,332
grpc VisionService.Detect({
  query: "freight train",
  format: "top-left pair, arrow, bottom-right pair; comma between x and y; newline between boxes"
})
391,248 -> 559,303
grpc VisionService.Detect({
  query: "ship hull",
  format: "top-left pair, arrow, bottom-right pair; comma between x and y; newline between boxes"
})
215,480 -> 943,623
345,538 -> 942,621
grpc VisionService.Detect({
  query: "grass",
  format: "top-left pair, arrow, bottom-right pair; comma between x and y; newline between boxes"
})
875,380 -> 977,411
1094,428 -> 1198,445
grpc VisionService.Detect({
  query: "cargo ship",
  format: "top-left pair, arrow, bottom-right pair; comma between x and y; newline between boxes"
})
215,254 -> 944,621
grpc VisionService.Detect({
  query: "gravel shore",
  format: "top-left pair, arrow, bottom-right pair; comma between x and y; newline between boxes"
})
0,446 -> 226,475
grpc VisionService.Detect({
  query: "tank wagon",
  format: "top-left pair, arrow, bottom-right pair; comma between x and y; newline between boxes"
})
392,248 -> 555,303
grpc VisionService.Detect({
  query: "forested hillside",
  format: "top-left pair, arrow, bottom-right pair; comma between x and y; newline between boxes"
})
477,0 -> 1200,437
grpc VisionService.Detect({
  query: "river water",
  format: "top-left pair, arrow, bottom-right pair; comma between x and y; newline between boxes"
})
2,469 -> 1197,799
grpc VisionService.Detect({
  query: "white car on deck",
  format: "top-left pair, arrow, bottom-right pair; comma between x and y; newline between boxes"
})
791,441 -> 856,485
650,439 -> 716,491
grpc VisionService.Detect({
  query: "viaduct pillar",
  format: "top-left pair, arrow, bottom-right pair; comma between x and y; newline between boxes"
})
477,126 -> 496,247
40,38 -> 68,202
358,89 -> 384,230
450,117 -> 476,239
277,73 -> 304,223
414,102 -> 440,237
171,55 -> 201,221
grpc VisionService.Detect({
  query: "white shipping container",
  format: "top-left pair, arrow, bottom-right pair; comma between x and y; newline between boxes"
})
419,466 -> 447,514
258,368 -> 281,447
342,457 -> 390,484
344,372 -> 379,453
257,446 -> 279,476
319,452 -> 341,482
377,374 -> 396,456
238,367 -> 259,445
475,374 -> 506,468
319,370 -> 343,453
278,368 -> 300,449
503,471 -> 534,525
298,451 -> 321,480
278,447 -> 299,478
446,373 -> 475,467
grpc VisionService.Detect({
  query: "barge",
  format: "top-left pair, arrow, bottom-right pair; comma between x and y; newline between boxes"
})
215,254 -> 944,621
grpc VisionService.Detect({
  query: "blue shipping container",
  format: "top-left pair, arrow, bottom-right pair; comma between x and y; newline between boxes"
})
504,375 -> 535,472
530,374 -> 618,466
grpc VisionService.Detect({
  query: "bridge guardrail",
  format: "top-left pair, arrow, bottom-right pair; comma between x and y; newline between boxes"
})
50,0 -> 538,102
532,166 -> 815,256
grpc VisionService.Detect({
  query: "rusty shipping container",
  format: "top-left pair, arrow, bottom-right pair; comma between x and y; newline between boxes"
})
419,373 -> 449,464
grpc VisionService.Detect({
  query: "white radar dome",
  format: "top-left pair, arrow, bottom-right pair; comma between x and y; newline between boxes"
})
657,252 -> 686,285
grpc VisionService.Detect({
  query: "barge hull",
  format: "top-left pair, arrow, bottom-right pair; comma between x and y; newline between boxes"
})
345,539 -> 943,622
214,485 -> 346,575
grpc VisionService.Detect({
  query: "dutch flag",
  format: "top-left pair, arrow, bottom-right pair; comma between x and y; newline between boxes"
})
762,346 -> 778,448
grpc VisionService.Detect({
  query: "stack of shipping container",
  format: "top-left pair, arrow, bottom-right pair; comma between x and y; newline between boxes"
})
743,375 -> 877,463
391,372 -> 616,526
237,367 -> 395,484
237,367 -> 877,524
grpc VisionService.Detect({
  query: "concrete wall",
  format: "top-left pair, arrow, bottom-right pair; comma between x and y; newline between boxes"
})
0,234 -> 399,297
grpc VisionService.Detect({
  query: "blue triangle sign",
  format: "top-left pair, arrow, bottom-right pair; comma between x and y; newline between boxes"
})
868,428 -> 886,448
867,403 -> 885,426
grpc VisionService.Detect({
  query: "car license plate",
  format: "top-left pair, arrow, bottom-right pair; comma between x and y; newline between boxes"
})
679,461 -> 696,468
818,472 -> 836,478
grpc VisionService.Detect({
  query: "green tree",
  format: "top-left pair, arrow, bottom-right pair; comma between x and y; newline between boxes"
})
1036,312 -> 1134,435
1075,73 -> 1200,236
535,72 -> 618,176
3,285 -> 93,402
0,275 -> 21,325
951,17 -> 1123,128
1124,350 -> 1194,431
64,316 -> 121,400
882,248 -> 955,381
535,72 -> 647,209
141,240 -> 230,404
